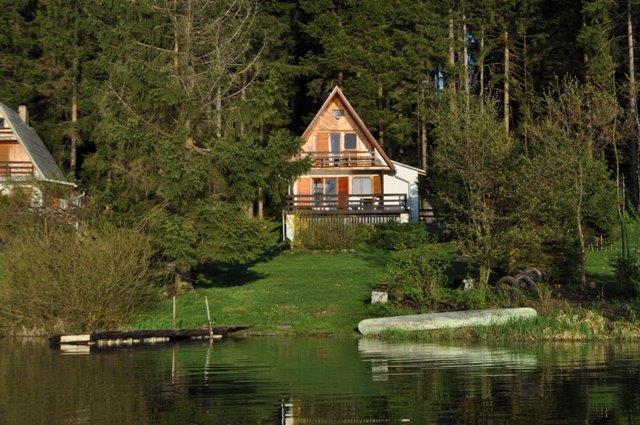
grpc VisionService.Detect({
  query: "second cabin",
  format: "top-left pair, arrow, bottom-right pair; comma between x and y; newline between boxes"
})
284,86 -> 425,240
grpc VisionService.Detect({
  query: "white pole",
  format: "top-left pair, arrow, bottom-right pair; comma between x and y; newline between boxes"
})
205,296 -> 213,337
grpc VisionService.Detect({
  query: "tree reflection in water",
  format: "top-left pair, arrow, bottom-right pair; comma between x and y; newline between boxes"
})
0,338 -> 639,424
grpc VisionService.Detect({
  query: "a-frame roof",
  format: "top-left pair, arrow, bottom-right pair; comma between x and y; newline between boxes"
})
302,86 -> 395,173
0,102 -> 69,184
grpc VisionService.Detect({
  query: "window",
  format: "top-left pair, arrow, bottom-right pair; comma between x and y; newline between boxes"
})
344,133 -> 357,150
0,118 -> 4,128
313,178 -> 337,208
313,178 -> 337,195
352,177 -> 372,195
332,109 -> 344,120
330,133 -> 341,153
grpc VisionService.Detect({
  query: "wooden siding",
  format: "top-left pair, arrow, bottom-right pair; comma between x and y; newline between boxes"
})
338,176 -> 349,209
372,175 -> 381,195
316,131 -> 329,152
303,98 -> 371,153
0,140 -> 29,162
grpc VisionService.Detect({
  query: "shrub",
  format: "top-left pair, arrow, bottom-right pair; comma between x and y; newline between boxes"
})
367,221 -> 432,250
384,245 -> 448,307
292,214 -> 362,250
0,220 -> 162,335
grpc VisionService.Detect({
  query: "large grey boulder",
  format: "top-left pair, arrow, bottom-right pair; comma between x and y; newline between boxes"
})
358,307 -> 537,336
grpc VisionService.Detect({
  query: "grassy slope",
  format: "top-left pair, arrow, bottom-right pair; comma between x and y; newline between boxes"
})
133,239 -> 638,338
133,249 -> 390,335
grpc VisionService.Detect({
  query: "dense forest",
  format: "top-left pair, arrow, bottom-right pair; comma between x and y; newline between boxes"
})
3,0 -> 640,333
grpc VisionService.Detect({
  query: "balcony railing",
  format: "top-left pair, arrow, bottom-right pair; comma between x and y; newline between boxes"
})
286,193 -> 408,214
302,151 -> 382,168
0,161 -> 34,178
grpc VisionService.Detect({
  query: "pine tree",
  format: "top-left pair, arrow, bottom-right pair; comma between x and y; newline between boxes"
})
0,1 -> 39,109
36,0 -> 97,177
85,0 -> 304,283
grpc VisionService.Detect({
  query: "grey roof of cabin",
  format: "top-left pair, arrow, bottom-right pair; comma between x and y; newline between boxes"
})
0,102 -> 67,182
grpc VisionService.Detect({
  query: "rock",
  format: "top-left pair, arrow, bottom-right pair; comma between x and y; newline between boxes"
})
357,307 -> 537,335
371,291 -> 388,304
462,278 -> 475,290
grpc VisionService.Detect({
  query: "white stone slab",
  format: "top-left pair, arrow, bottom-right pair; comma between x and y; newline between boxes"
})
358,307 -> 537,335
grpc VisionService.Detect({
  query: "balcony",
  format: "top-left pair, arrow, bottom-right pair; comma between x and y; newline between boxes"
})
286,193 -> 408,215
0,161 -> 34,179
302,151 -> 382,168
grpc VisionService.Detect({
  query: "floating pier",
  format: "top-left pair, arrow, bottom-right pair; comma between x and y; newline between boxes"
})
49,326 -> 248,351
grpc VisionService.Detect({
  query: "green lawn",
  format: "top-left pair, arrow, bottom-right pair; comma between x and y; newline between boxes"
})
133,249 -> 392,335
132,240 -> 632,337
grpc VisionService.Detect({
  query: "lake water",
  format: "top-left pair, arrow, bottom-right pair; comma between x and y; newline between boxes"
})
0,337 -> 639,424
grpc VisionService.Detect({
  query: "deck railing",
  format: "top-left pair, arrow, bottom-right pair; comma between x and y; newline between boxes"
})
0,161 -> 34,178
286,193 -> 408,214
302,151 -> 381,168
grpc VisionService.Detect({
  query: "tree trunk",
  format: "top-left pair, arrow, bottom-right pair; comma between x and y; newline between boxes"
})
461,3 -> 469,108
479,264 -> 491,293
377,84 -> 384,145
215,87 -> 222,139
239,83 -> 246,136
503,29 -> 510,133
257,188 -> 264,219
628,0 -> 639,207
70,86 -> 78,175
577,163 -> 587,289
479,25 -> 485,100
421,115 -> 428,173
448,9 -> 456,93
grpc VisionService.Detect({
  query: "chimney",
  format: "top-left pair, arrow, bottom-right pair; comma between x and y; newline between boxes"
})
18,105 -> 29,124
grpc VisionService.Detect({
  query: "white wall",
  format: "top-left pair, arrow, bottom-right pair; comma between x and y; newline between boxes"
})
383,161 -> 423,222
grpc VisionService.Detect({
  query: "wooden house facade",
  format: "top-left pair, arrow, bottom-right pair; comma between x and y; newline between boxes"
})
284,86 -> 424,240
0,102 -> 75,205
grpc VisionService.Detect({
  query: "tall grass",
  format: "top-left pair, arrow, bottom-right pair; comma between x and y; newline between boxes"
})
0,199 -> 162,335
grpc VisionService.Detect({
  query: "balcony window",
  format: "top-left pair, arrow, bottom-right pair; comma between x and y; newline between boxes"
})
313,177 -> 337,195
344,133 -> 357,150
330,133 -> 341,153
352,177 -> 372,195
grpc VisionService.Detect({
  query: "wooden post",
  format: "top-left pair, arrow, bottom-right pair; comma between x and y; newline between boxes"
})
172,296 -> 177,329
205,296 -> 213,337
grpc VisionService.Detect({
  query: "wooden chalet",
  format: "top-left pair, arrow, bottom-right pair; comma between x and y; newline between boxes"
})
0,102 -> 75,204
284,86 -> 425,240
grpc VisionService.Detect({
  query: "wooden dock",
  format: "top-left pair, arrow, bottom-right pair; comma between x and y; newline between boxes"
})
49,326 -> 248,350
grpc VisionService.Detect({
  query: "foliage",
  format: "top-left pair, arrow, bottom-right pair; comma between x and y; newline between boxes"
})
613,213 -> 640,297
291,214 -> 365,250
431,96 -> 516,289
384,245 -> 449,307
363,221 -> 433,250
0,212 -> 161,335
524,80 -> 619,286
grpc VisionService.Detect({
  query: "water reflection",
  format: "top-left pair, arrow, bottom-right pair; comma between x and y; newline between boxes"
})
0,337 -> 639,424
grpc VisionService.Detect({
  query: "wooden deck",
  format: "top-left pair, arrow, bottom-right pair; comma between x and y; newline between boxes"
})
286,193 -> 408,214
0,161 -> 33,178
302,151 -> 383,168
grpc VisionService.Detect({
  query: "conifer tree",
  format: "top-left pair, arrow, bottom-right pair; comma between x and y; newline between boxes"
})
36,0 -> 97,176
85,0 -> 304,284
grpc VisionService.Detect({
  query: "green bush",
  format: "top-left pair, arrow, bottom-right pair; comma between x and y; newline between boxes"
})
293,215 -> 366,250
384,245 -> 448,307
0,220 -> 162,335
367,221 -> 432,250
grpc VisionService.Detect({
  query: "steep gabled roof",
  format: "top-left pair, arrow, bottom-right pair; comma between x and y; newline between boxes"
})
0,102 -> 69,184
302,86 -> 395,173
